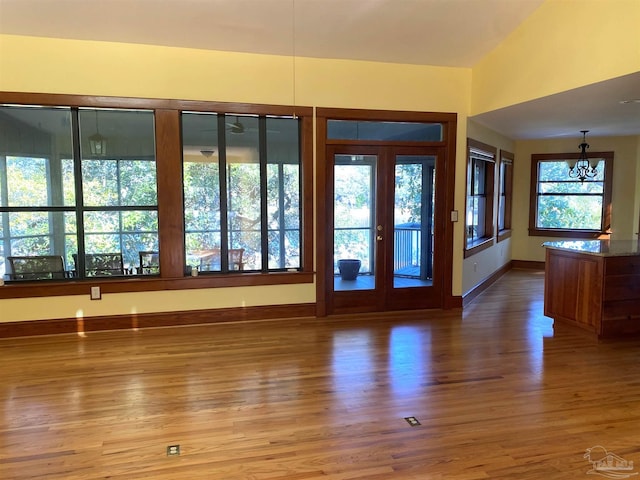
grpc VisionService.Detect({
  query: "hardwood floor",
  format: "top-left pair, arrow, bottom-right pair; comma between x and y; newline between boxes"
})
3,269 -> 640,479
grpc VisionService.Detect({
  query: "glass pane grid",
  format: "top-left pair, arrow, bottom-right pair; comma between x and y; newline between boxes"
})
181,112 -> 301,274
1,106 -> 159,281
536,160 -> 606,231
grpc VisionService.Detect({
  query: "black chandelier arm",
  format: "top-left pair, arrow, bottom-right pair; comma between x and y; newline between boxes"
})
567,130 -> 597,182
568,160 -> 598,182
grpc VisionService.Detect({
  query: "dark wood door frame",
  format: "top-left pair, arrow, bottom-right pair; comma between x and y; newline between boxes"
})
315,107 -> 458,317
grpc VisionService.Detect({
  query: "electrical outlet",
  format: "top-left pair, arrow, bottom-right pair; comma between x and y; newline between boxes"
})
90,286 -> 101,300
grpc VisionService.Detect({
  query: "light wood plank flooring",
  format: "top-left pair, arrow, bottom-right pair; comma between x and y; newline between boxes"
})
3,269 -> 640,479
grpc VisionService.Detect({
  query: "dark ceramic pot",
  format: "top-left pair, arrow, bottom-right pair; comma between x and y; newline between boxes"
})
338,259 -> 361,281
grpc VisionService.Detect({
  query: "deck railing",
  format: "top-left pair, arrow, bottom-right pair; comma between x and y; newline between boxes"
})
394,226 -> 421,276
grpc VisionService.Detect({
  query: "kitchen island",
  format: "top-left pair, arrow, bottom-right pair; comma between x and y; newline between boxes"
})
543,240 -> 640,339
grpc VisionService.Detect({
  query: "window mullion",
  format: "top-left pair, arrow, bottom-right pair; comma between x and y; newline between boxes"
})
259,116 -> 269,272
116,160 -> 125,257
0,155 -> 9,258
278,163 -> 286,268
71,108 -> 86,277
218,114 -> 230,271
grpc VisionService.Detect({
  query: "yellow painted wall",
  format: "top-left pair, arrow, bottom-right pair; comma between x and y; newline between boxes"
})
0,35 -> 295,104
0,34 -> 472,323
511,135 -> 640,262
0,284 -> 315,323
472,0 -> 640,115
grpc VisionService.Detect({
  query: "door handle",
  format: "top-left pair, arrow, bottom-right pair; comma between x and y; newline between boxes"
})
376,235 -> 383,241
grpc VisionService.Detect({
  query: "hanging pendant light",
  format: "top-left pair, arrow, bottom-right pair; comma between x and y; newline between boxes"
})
567,130 -> 597,182
89,110 -> 107,156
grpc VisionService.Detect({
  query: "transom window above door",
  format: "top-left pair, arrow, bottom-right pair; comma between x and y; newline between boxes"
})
327,120 -> 443,142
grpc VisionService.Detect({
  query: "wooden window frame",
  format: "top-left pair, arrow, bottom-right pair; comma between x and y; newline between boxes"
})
0,92 -> 314,299
497,150 -> 513,242
529,151 -> 613,238
464,138 -> 495,258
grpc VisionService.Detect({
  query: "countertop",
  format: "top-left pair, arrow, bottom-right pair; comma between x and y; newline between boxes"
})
542,239 -> 640,256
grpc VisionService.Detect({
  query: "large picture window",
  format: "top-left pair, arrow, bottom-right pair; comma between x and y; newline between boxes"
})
182,113 -> 301,274
465,138 -> 495,257
0,105 -> 158,280
0,92 -> 313,295
529,152 -> 613,237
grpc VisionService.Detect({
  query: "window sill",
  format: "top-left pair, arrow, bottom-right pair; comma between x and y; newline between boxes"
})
0,271 -> 315,299
464,237 -> 495,258
497,229 -> 512,242
528,228 -> 610,239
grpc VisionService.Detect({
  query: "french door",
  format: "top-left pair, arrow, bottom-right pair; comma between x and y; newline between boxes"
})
326,144 -> 446,314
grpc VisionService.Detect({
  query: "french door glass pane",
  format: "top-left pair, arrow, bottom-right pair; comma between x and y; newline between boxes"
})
334,155 -> 375,291
394,156 -> 435,288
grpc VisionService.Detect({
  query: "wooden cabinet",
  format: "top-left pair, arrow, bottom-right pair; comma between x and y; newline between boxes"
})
544,244 -> 640,339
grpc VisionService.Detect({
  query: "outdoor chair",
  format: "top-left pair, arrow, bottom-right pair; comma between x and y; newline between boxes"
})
84,253 -> 125,276
139,251 -> 159,275
7,255 -> 66,281
229,248 -> 245,270
198,248 -> 221,272
197,248 -> 245,272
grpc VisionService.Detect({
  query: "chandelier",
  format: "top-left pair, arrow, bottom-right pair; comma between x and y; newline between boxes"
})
567,130 -> 598,182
